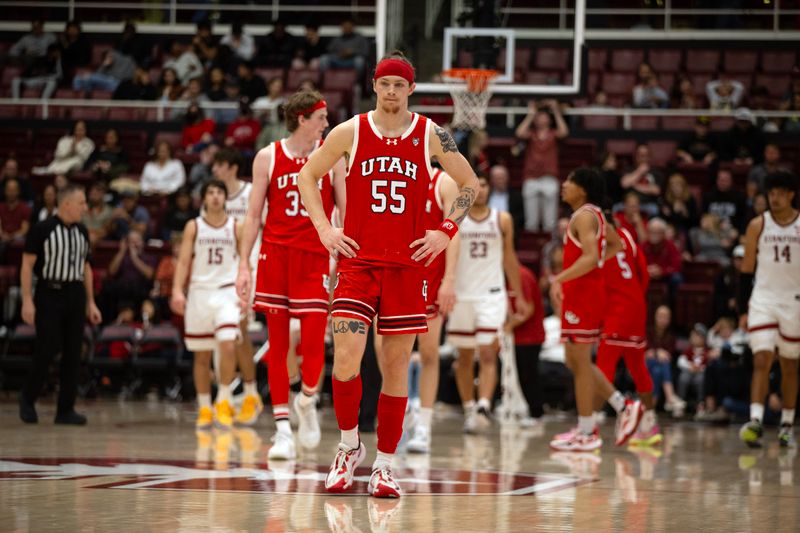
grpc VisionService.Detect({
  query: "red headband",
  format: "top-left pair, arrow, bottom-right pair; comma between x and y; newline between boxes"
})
296,99 -> 327,117
373,58 -> 414,85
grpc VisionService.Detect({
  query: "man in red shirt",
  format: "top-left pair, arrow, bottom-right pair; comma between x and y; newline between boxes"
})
0,178 -> 32,244
224,101 -> 261,153
642,218 -> 683,285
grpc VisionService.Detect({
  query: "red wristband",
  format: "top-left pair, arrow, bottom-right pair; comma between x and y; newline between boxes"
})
437,219 -> 458,240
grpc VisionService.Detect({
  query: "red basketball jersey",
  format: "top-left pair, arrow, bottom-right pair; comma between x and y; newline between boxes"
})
262,139 -> 335,256
563,203 -> 607,293
342,111 -> 433,268
424,168 -> 446,279
603,227 -> 649,336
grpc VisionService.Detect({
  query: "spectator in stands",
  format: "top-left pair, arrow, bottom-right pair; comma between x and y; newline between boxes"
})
58,20 -> 90,79
670,75 -> 700,109
163,41 -> 204,85
36,120 -> 95,176
677,323 -> 711,414
722,108 -> 765,164
590,90 -> 610,108
224,101 -> 261,154
162,187 -> 197,240
782,92 -> 800,132
236,60 -> 268,102
690,213 -> 734,266
643,218 -> 683,288
111,190 -> 149,239
181,102 -> 216,153
178,77 -> 211,105
192,19 -> 219,67
713,244 -> 745,321
319,18 -> 369,75
72,49 -> 135,94
749,86 -> 780,132
11,43 -> 61,100
701,319 -> 751,422
221,21 -> 255,63
141,141 -> 186,195
515,99 -> 568,232
748,143 -> 787,193
150,233 -> 181,321
293,23 -> 326,70
632,62 -> 669,109
614,191 -> 648,243
113,66 -> 157,100
255,104 -> 289,151
116,21 -> 150,68
215,81 -> 243,125
487,164 -> 524,233
645,305 -> 686,416
0,178 -> 32,244
158,68 -> 184,102
100,229 -> 157,324
83,182 -> 113,245
660,173 -> 699,239
0,157 -> 32,203
703,168 -> 746,234
206,66 -> 227,102
258,19 -> 297,69
621,143 -> 663,217
33,183 -> 57,222
706,76 -> 744,111
9,18 -> 56,65
676,116 -> 718,165
598,151 -> 623,205
252,76 -> 285,124
188,143 -> 218,198
85,128 -> 129,182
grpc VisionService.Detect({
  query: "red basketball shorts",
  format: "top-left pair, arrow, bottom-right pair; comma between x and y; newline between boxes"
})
425,258 -> 446,319
332,262 -> 428,336
253,242 -> 330,316
560,281 -> 605,344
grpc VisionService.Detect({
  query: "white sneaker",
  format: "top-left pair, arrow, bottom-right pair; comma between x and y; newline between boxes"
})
293,394 -> 321,449
665,396 -> 686,414
368,466 -> 402,498
463,409 -> 479,434
268,431 -> 296,460
406,425 -> 431,454
325,441 -> 367,493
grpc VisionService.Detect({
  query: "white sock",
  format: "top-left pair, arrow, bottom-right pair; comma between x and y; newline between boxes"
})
578,415 -> 596,435
276,419 -> 292,435
418,407 -> 433,429
593,411 -> 604,423
198,393 -> 211,409
243,381 -> 257,397
216,383 -> 232,404
782,408 -> 795,426
640,410 -> 657,433
373,451 -> 393,471
341,427 -> 360,450
608,391 -> 626,413
298,390 -> 315,408
463,400 -> 475,412
477,398 -> 491,411
750,403 -> 765,424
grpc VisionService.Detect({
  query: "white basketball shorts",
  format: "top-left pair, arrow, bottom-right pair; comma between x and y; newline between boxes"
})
447,291 -> 508,348
185,285 -> 242,351
748,296 -> 800,359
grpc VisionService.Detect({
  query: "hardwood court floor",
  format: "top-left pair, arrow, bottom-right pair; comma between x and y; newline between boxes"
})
1,399 -> 798,532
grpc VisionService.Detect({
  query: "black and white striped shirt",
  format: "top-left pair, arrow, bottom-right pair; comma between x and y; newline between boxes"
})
24,216 -> 91,282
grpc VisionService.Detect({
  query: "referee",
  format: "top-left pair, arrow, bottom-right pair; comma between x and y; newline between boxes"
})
18,184 -> 102,425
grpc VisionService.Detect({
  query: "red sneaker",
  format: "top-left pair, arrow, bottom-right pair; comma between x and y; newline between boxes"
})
615,399 -> 645,446
368,467 -> 402,498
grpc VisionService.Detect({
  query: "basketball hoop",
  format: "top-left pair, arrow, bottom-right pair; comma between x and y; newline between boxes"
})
441,68 -> 498,131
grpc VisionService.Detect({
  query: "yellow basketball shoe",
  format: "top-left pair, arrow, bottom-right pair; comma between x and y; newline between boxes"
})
215,400 -> 235,429
196,406 -> 214,430
235,394 -> 264,426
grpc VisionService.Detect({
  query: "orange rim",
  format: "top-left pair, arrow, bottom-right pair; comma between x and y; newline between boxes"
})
441,68 -> 498,93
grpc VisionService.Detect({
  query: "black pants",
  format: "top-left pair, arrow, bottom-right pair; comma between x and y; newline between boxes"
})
22,282 -> 86,414
515,343 -> 544,418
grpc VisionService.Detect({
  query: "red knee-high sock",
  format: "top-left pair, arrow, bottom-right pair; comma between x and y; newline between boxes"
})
623,347 -> 654,394
376,393 -> 408,454
266,310 -> 291,412
299,313 -> 327,392
333,374 -> 362,431
596,341 -> 621,384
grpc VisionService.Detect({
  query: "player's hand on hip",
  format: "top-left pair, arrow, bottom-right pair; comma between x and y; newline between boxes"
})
410,230 -> 449,266
86,302 -> 102,325
549,280 -> 563,309
321,226 -> 359,259
236,264 -> 251,303
170,292 -> 186,316
21,299 -> 35,325
437,277 -> 456,316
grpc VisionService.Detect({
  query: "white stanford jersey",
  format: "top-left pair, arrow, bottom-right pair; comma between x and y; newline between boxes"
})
224,180 -> 252,222
752,210 -> 800,303
190,216 -> 238,290
454,208 -> 505,301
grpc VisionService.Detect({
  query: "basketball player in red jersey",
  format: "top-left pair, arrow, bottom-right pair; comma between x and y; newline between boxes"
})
298,52 -> 481,498
597,220 -> 661,446
236,90 -> 347,460
548,168 -> 642,452
405,166 -> 460,454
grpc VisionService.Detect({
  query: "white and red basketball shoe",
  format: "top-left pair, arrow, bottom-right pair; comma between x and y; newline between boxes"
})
550,428 -> 603,452
552,426 -> 579,443
615,399 -> 645,446
325,441 -> 366,493
368,467 -> 402,498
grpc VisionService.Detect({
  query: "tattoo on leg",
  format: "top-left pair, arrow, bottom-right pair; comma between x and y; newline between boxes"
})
434,125 -> 458,153
448,186 -> 477,224
334,320 -> 366,335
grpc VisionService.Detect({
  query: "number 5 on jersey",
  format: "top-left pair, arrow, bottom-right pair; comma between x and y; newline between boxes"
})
371,180 -> 407,214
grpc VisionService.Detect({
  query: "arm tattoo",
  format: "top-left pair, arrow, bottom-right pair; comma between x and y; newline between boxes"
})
434,125 -> 458,153
447,186 -> 476,225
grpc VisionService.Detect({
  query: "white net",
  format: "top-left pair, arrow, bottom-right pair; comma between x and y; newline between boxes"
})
442,70 -> 496,131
